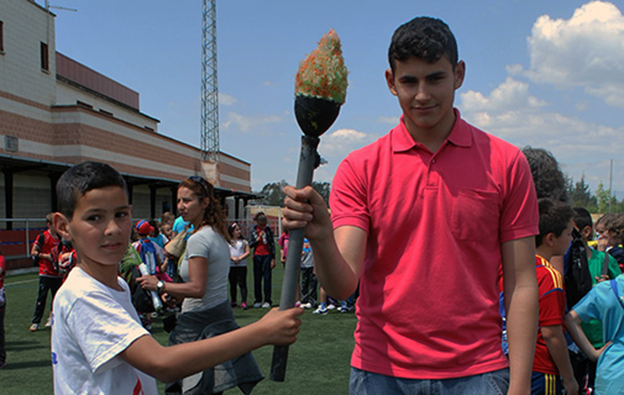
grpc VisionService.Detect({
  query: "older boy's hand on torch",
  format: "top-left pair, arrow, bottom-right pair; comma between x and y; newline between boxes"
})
283,185 -> 332,242
258,307 -> 304,346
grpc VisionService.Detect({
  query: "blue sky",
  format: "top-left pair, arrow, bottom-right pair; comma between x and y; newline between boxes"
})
45,0 -> 624,195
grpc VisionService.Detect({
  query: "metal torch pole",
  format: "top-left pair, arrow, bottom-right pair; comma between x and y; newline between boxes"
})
270,135 -> 320,382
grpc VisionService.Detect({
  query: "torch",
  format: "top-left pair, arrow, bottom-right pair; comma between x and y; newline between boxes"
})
270,29 -> 348,382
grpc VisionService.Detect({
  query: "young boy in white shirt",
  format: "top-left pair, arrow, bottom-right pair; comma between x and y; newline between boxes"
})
51,161 -> 302,394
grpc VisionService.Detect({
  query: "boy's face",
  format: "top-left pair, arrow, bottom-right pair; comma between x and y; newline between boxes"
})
386,56 -> 464,136
553,220 -> 574,256
55,186 -> 132,269
597,225 -> 619,247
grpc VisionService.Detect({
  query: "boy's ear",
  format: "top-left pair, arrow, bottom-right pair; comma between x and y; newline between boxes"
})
581,225 -> 593,240
385,68 -> 398,96
543,232 -> 556,247
53,212 -> 72,242
454,60 -> 466,90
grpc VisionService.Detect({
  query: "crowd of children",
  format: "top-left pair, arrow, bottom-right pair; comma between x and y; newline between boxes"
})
14,168 -> 624,394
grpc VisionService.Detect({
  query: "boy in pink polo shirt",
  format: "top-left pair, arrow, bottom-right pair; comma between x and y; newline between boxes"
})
283,16 -> 539,394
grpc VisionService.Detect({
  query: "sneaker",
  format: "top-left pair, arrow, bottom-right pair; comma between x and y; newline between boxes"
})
337,306 -> 348,313
241,302 -> 247,310
45,318 -> 53,328
230,301 -> 238,308
313,306 -> 328,315
300,302 -> 312,309
295,301 -> 302,308
261,302 -> 271,309
253,302 -> 262,308
327,304 -> 336,310
29,323 -> 39,332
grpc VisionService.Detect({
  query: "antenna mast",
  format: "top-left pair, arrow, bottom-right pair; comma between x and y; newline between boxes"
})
201,0 -> 219,162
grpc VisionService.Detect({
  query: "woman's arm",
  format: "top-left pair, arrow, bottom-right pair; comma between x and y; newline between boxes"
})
137,256 -> 208,300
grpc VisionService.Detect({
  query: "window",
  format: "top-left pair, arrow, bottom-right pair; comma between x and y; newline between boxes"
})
0,21 -> 4,53
40,42 -> 49,71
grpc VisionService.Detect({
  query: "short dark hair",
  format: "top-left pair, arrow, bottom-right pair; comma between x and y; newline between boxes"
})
388,16 -> 458,71
56,161 -> 128,219
536,198 -> 574,247
522,146 -> 568,202
572,207 -> 593,232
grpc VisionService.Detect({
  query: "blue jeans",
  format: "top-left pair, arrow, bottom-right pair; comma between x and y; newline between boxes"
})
350,367 -> 509,395
253,254 -> 272,305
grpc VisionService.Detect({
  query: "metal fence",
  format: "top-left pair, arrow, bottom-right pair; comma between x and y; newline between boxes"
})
0,218 -> 47,259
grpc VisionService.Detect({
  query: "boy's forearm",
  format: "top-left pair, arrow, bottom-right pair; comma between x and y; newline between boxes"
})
310,226 -> 365,300
128,322 -> 267,383
505,283 -> 538,394
502,236 -> 538,395
542,325 -> 575,382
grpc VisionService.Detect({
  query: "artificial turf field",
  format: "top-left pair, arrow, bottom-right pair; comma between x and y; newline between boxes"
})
1,263 -> 357,395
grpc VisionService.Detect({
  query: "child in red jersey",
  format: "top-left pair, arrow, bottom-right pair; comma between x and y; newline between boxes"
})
531,198 -> 578,395
29,213 -> 61,331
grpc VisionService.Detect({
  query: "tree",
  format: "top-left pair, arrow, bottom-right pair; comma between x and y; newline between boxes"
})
594,182 -> 620,214
312,181 -> 331,206
256,180 -> 331,207
257,180 -> 288,206
568,175 -> 597,210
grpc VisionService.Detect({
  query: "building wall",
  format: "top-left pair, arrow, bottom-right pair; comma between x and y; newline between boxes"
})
0,0 -> 56,106
0,0 -> 252,218
56,78 -> 158,132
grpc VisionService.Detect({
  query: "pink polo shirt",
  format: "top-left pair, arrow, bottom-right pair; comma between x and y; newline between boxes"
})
330,110 -> 538,379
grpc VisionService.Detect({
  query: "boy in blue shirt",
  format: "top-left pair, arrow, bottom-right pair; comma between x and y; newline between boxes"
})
566,275 -> 624,394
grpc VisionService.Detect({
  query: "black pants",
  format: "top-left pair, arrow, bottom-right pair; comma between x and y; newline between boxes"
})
253,255 -> 272,305
31,276 -> 62,324
570,350 -> 597,391
300,267 -> 317,305
228,266 -> 247,305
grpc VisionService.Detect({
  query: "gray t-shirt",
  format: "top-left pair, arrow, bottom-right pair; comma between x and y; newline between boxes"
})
178,225 -> 230,312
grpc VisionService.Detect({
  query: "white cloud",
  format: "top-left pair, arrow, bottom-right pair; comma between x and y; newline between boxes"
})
221,111 -> 284,132
459,78 -> 624,194
461,77 -> 546,114
525,1 -> 624,107
219,92 -> 238,106
376,116 -> 400,125
320,128 -> 374,156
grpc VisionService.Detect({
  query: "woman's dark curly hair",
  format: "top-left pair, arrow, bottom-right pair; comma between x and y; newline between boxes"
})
178,176 -> 231,243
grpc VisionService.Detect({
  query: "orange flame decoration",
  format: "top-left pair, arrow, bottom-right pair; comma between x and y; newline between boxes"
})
295,29 -> 348,104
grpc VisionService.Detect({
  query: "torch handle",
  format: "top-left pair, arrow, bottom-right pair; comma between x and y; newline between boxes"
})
270,135 -> 320,382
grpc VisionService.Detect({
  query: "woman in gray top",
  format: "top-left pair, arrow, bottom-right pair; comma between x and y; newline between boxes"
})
139,176 -> 263,394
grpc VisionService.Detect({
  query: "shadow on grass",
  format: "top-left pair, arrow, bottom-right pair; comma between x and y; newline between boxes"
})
0,360 -> 52,370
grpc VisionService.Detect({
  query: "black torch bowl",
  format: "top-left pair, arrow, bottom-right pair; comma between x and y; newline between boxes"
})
294,96 -> 341,138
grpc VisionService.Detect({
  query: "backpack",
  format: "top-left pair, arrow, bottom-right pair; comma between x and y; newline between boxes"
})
564,228 -> 593,309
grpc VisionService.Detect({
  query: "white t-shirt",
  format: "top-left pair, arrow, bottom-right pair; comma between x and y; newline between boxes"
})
52,267 -> 157,395
229,239 -> 248,267
178,225 -> 230,312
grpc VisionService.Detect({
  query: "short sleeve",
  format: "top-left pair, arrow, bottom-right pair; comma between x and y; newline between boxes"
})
65,287 -> 149,373
573,283 -> 606,323
499,151 -> 539,243
539,289 -> 565,327
186,231 -> 210,260
330,157 -> 370,232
